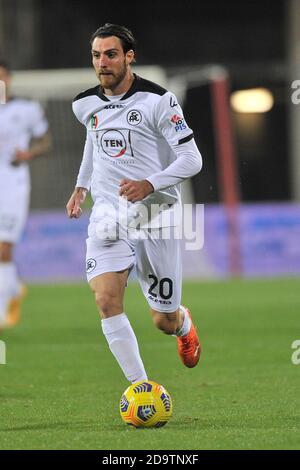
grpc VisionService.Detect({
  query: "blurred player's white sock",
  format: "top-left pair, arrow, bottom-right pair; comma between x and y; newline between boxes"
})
176,305 -> 192,337
0,262 -> 20,324
0,262 -> 20,296
0,293 -> 7,325
101,313 -> 148,383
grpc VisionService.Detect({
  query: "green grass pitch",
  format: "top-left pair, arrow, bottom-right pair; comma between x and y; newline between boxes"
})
0,278 -> 300,450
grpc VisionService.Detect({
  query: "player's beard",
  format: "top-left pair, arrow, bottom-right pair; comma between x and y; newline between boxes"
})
98,60 -> 127,93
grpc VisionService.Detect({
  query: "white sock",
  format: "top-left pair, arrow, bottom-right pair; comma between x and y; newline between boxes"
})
0,262 -> 20,324
0,295 -> 7,325
101,313 -> 148,383
176,305 -> 192,337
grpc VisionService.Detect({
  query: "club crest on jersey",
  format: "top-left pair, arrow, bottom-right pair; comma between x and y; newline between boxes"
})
91,114 -> 99,130
171,114 -> 187,132
86,258 -> 97,273
127,109 -> 142,126
101,130 -> 127,158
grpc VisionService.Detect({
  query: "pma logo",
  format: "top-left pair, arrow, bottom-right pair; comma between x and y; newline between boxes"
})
91,114 -> 99,130
171,114 -> 187,132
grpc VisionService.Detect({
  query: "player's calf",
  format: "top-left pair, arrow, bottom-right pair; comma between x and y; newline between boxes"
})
90,273 -> 147,383
151,309 -> 182,335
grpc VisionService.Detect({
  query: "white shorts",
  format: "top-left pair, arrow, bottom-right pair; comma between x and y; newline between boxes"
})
0,170 -> 30,244
86,228 -> 182,313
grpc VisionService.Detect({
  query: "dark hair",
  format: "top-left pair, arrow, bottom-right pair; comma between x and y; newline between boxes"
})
90,23 -> 136,55
0,60 -> 10,73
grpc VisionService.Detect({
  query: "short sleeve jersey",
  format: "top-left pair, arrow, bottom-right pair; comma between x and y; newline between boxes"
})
0,98 -> 48,171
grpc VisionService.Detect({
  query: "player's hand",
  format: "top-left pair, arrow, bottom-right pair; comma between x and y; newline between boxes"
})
11,149 -> 33,166
66,187 -> 87,218
119,179 -> 154,202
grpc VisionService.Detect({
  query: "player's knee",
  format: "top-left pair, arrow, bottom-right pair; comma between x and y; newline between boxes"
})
94,291 -> 121,317
0,243 -> 13,262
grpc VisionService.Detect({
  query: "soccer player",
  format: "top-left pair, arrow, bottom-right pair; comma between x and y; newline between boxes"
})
66,24 -> 203,383
0,61 -> 50,331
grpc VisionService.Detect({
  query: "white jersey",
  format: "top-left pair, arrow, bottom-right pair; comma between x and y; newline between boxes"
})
0,97 -> 48,243
0,97 -> 48,186
73,74 -> 202,229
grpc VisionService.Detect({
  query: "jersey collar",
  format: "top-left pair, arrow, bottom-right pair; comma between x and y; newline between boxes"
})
120,74 -> 140,101
98,74 -> 139,102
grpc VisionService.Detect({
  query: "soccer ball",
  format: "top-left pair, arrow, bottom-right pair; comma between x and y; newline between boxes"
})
119,380 -> 173,428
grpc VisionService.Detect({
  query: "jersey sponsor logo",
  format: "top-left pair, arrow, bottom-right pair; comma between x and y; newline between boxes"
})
104,104 -> 126,109
127,109 -> 142,126
91,114 -> 99,130
169,96 -> 178,108
101,130 -> 127,158
171,114 -> 187,132
86,258 -> 97,273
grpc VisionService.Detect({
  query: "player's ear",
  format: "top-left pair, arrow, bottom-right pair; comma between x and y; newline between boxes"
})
126,50 -> 135,65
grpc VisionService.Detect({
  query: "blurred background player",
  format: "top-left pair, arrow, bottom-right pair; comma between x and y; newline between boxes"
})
66,24 -> 202,384
0,60 -> 51,331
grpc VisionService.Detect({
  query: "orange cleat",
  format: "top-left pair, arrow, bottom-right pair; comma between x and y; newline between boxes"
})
177,306 -> 201,368
6,285 -> 28,328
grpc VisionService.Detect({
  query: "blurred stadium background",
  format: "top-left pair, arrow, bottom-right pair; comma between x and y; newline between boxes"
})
1,0 -> 300,282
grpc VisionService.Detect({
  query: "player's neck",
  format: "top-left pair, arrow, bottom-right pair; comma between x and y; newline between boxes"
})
103,71 -> 134,97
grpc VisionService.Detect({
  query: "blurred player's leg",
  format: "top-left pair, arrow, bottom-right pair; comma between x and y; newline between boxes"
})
6,284 -> 27,327
0,264 -> 10,328
0,171 -> 30,329
0,242 -> 23,328
90,270 -> 148,384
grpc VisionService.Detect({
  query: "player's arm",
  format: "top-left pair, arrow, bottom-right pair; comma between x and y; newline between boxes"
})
145,137 -> 202,192
12,131 -> 51,165
12,101 -> 51,165
119,178 -> 154,202
66,131 -> 93,218
119,139 -> 201,201
119,93 -> 202,202
66,187 -> 88,218
145,92 -> 202,192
